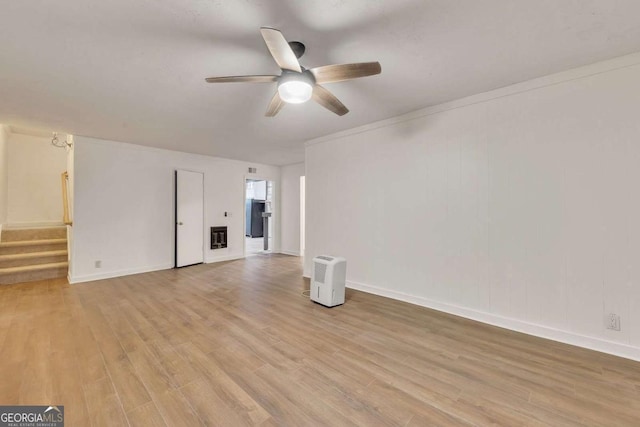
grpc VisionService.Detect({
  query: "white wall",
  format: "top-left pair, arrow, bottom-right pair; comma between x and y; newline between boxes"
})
0,125 -> 9,228
6,132 -> 67,226
71,136 -> 279,283
305,52 -> 640,361
280,162 -> 305,256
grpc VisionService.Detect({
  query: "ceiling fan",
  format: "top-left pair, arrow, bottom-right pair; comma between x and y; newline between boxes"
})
205,27 -> 382,117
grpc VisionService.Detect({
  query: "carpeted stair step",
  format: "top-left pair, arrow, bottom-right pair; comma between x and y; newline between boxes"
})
1,226 -> 66,242
0,261 -> 69,285
0,250 -> 68,268
0,239 -> 67,255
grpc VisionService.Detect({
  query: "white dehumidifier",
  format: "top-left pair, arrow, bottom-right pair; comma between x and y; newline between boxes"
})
311,255 -> 346,307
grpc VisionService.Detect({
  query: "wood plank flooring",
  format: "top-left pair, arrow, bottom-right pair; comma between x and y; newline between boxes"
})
1,254 -> 640,426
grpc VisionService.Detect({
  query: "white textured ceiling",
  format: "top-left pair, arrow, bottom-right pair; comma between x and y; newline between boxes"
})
2,1 -> 640,165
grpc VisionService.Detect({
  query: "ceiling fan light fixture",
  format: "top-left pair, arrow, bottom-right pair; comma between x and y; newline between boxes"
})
277,71 -> 314,104
278,79 -> 312,104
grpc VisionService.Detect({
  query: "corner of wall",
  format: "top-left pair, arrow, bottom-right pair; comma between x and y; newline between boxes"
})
0,124 -> 11,139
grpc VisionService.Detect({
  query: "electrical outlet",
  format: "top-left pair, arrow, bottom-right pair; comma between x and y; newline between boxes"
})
606,313 -> 621,331
95,260 -> 102,268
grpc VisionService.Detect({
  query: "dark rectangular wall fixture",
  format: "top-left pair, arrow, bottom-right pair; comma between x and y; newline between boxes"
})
211,226 -> 228,249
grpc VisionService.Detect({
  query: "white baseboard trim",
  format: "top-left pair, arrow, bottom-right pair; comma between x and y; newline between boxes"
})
347,280 -> 640,362
205,254 -> 245,264
3,221 -> 65,229
69,263 -> 173,284
279,250 -> 301,257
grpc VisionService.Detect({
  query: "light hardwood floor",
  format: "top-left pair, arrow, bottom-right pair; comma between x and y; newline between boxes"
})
1,254 -> 639,426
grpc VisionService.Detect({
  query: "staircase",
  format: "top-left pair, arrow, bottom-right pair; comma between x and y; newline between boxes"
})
0,226 -> 68,285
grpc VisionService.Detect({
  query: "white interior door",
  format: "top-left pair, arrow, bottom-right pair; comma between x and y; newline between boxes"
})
175,170 -> 204,267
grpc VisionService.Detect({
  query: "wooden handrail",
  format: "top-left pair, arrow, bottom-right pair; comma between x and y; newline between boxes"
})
61,171 -> 72,226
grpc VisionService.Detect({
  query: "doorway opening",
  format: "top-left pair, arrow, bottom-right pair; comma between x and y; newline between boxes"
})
245,178 -> 273,255
0,126 -> 72,285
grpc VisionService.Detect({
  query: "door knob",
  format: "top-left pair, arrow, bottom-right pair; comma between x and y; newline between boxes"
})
178,222 -> 184,225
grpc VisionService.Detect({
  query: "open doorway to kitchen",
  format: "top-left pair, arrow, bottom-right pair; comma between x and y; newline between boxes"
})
244,178 -> 273,255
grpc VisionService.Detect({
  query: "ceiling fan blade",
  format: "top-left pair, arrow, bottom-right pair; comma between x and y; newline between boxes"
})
309,62 -> 381,84
205,75 -> 278,83
312,85 -> 349,116
260,27 -> 302,73
265,92 -> 284,117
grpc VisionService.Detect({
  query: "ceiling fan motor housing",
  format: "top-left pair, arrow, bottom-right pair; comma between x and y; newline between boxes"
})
288,41 -> 306,59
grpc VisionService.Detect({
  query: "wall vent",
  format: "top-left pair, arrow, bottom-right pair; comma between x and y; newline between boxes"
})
248,167 -> 257,174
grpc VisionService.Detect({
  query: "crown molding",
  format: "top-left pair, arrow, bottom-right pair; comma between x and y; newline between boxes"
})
306,51 -> 640,148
